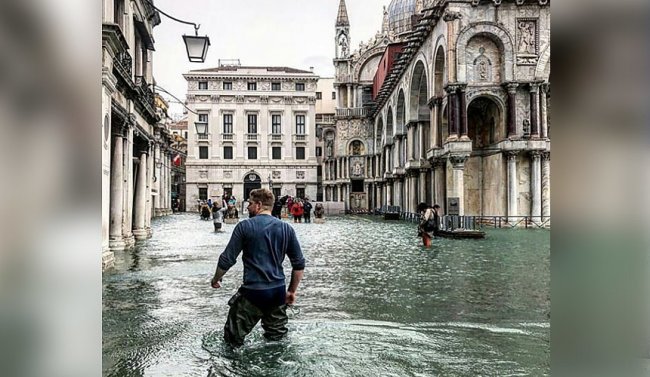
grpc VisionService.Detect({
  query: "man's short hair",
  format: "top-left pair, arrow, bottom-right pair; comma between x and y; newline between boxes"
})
249,188 -> 275,210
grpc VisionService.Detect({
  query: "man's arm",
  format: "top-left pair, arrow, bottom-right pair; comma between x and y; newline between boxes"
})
210,224 -> 244,289
286,269 -> 303,305
211,267 -> 228,288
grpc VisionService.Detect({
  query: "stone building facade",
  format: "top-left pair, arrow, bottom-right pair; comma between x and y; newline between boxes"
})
327,0 -> 550,223
184,65 -> 320,207
102,0 -> 175,270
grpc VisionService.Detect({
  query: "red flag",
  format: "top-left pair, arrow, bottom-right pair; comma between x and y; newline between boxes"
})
173,154 -> 181,166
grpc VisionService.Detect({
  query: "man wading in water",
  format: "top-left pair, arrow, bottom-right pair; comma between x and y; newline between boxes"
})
210,188 -> 305,346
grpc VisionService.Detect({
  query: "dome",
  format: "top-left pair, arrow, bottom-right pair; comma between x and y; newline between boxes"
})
387,0 -> 416,35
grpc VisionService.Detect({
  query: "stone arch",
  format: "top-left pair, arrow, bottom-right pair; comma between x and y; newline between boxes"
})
375,116 -> 384,152
456,22 -> 514,83
347,139 -> 366,156
434,44 -> 446,98
467,95 -> 504,148
386,107 -> 394,139
354,47 -> 386,82
534,44 -> 550,80
409,59 -> 429,122
432,35 -> 446,95
396,89 -> 406,135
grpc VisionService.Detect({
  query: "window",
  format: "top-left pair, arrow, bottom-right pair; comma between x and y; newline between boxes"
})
271,82 -> 281,91
199,146 -> 209,159
272,147 -> 281,160
198,81 -> 208,90
247,82 -> 257,91
296,147 -> 305,160
332,92 -> 336,99
316,147 -> 322,157
295,83 -> 305,91
272,188 -> 281,198
183,131 -> 188,139
296,115 -> 305,135
223,114 -> 233,134
248,147 -> 257,160
271,114 -> 282,134
198,113 -> 208,123
199,187 -> 208,200
247,114 -> 257,134
316,92 -> 322,99
223,82 -> 232,90
223,146 -> 233,159
296,188 -> 305,199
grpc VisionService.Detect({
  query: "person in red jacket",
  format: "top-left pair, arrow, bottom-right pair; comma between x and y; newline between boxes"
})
290,199 -> 304,223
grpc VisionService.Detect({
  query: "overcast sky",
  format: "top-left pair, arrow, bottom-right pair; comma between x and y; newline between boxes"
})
152,0 -> 391,117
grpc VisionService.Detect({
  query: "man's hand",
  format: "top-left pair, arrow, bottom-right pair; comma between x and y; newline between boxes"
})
286,291 -> 296,305
211,277 -> 221,289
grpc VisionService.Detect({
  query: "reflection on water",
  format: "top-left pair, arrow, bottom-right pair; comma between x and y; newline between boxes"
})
103,213 -> 549,376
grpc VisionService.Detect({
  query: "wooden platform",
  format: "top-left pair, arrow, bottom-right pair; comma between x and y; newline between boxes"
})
436,229 -> 486,239
313,218 -> 325,224
223,218 -> 239,224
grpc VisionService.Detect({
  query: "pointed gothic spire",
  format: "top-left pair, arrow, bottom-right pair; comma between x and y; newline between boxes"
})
336,0 -> 350,27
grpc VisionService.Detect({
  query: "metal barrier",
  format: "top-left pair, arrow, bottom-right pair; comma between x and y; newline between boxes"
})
386,213 -> 550,229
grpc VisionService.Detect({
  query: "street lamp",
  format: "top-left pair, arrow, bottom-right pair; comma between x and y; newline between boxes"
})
144,0 -> 210,63
183,32 -> 210,63
194,121 -> 208,136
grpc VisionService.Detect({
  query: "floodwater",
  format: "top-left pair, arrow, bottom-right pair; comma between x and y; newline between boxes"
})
103,213 -> 549,376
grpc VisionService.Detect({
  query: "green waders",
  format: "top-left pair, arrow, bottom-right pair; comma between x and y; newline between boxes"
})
223,291 -> 288,347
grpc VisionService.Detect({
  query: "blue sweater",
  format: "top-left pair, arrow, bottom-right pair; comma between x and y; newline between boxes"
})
217,214 -> 305,290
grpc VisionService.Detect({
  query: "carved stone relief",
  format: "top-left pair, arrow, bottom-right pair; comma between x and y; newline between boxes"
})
516,18 -> 539,65
467,36 -> 501,83
199,170 -> 208,179
188,81 -> 198,90
234,81 -> 246,90
208,81 -> 219,90
224,170 -> 232,179
296,171 -> 305,180
272,171 -> 281,180
349,156 -> 365,178
260,82 -> 270,91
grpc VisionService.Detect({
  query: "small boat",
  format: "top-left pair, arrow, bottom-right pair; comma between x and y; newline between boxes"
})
436,229 -> 486,239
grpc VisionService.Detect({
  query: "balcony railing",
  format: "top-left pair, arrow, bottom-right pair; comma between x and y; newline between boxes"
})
197,134 -> 209,140
316,114 -> 335,123
269,134 -> 283,141
222,133 -> 234,141
135,75 -> 155,112
292,134 -> 307,143
246,133 -> 260,142
114,51 -> 133,82
336,107 -> 368,118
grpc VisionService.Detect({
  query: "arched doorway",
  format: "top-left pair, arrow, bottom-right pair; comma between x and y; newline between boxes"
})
467,96 -> 503,149
243,172 -> 262,200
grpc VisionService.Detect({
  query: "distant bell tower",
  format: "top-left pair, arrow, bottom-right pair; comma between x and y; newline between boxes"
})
335,0 -> 350,59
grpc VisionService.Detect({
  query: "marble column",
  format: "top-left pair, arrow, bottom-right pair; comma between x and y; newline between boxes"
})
386,182 -> 392,206
407,124 -> 414,161
506,83 -> 518,138
530,151 -> 542,219
446,86 -> 458,139
347,85 -> 352,108
540,83 -> 549,139
367,183 -> 372,211
459,85 -> 468,139
153,143 -> 161,216
419,170 -> 426,205
109,133 -> 126,250
145,143 -> 153,237
530,83 -> 540,138
133,148 -> 148,240
395,180 -> 402,210
429,100 -> 438,147
123,126 -> 135,248
433,159 -> 446,210
506,151 -> 519,219
418,122 -> 424,160
541,152 -> 551,221
449,156 -> 467,216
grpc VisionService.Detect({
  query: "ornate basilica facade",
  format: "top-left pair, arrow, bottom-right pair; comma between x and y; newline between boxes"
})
321,0 -> 550,222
